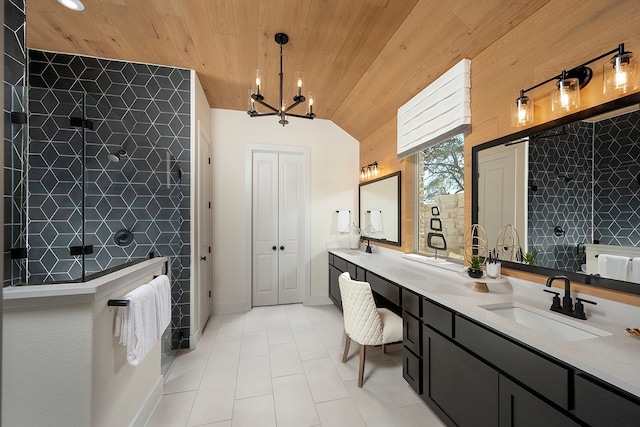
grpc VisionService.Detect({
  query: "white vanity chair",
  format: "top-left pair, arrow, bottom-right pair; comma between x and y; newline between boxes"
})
338,271 -> 403,387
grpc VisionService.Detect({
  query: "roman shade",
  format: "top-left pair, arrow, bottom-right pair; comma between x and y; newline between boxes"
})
397,58 -> 471,159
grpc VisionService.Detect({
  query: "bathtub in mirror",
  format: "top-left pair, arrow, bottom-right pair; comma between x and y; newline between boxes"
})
359,171 -> 401,246
472,92 -> 640,295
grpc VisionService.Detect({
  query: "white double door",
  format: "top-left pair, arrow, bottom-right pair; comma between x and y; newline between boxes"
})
252,151 -> 303,306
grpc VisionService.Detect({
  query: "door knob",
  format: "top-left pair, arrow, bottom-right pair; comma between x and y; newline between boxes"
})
272,246 -> 277,251
280,246 -> 285,250
200,256 -> 207,261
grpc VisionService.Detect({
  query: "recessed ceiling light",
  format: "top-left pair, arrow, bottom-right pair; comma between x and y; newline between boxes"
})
57,0 -> 85,11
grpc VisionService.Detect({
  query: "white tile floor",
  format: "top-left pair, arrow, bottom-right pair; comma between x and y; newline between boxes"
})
146,303 -> 445,427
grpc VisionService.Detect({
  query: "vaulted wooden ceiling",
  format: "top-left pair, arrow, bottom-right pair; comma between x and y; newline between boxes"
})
26,0 -> 550,141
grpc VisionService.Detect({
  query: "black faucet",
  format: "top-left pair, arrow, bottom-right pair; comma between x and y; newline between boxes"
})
544,275 -> 596,320
362,237 -> 372,253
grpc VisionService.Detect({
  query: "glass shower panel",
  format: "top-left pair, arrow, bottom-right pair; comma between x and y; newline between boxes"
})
7,85 -> 28,286
26,87 -> 86,283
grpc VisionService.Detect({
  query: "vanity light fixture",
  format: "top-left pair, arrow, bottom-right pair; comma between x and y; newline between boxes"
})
360,162 -> 379,181
511,43 -> 638,127
247,33 -> 316,126
57,0 -> 85,11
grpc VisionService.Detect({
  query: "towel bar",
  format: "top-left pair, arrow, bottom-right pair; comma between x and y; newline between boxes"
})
335,210 -> 351,213
108,299 -> 130,307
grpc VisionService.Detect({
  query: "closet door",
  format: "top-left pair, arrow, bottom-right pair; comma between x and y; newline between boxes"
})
278,153 -> 303,304
252,152 -> 303,306
253,153 -> 279,306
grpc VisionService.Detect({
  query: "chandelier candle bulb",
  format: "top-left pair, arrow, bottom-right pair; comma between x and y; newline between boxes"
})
295,71 -> 304,97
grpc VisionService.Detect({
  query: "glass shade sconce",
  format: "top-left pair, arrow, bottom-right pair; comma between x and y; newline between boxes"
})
511,42 -> 638,127
360,162 -> 379,181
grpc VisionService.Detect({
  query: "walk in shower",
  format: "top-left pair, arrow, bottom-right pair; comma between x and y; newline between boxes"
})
6,84 -> 184,371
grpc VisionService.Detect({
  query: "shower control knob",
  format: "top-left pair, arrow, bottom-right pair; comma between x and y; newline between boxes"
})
200,256 -> 207,261
272,246 -> 277,251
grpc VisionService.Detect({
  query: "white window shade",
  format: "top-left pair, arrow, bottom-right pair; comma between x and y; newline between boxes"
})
397,58 -> 471,159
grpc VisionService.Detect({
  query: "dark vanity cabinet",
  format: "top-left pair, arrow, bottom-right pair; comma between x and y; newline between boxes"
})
402,289 -> 422,393
328,254 -> 365,308
326,254 -> 640,426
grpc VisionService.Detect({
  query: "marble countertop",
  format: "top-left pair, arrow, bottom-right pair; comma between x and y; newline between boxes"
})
329,247 -> 640,398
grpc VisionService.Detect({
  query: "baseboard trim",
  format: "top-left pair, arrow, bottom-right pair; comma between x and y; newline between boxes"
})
189,329 -> 202,349
304,296 -> 332,306
130,375 -> 163,427
212,301 -> 251,314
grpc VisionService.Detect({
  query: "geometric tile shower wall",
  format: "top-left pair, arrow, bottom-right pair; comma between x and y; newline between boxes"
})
593,109 -> 640,247
527,121 -> 593,273
3,0 -> 27,287
28,50 -> 191,348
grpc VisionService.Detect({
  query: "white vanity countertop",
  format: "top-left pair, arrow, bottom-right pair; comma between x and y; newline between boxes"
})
329,248 -> 640,398
3,257 -> 168,308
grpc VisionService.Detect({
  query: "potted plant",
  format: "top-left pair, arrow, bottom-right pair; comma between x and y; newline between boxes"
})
467,255 -> 484,278
523,252 -> 535,265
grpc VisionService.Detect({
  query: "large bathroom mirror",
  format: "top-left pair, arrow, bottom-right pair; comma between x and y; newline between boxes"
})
359,171 -> 401,246
472,92 -> 640,295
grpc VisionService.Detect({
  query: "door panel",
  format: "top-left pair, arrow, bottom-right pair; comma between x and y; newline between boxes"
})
279,154 -> 302,304
253,153 -> 279,306
477,142 -> 527,248
197,123 -> 212,333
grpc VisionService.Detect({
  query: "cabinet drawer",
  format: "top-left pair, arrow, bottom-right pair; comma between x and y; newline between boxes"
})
333,256 -> 347,272
422,298 -> 453,338
367,272 -> 400,306
456,315 -> 570,410
403,312 -> 421,355
402,346 -> 422,394
575,373 -> 640,426
402,289 -> 421,317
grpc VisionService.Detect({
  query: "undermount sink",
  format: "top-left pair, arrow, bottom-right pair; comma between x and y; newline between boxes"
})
480,302 -> 612,342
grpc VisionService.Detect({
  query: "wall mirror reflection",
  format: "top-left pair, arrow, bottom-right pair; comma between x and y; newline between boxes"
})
359,171 -> 401,246
472,92 -> 640,295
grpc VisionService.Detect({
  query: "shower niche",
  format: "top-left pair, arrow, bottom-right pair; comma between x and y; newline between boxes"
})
7,85 -> 183,285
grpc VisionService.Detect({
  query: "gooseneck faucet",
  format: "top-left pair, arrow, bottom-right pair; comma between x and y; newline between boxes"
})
544,275 -> 596,320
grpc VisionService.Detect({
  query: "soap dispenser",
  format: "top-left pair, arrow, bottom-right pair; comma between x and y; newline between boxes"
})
349,223 -> 361,249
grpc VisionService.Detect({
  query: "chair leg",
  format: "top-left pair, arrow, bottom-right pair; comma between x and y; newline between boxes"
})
341,335 -> 351,363
358,345 -> 366,388
382,343 -> 387,354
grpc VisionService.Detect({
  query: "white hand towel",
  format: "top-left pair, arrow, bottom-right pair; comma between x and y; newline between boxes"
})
124,284 -> 158,366
629,258 -> 640,284
369,210 -> 383,232
336,210 -> 350,233
597,254 -> 629,281
149,274 -> 172,339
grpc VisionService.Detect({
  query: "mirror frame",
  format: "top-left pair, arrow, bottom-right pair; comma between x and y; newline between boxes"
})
472,91 -> 640,295
359,171 -> 402,246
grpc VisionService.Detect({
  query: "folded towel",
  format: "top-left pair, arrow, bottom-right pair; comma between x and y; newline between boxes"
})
122,284 -> 158,366
149,275 -> 171,339
369,210 -> 383,232
336,210 -> 350,233
630,258 -> 640,284
597,254 -> 629,281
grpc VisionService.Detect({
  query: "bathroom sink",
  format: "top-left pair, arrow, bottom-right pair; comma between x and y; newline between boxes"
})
480,302 -> 611,342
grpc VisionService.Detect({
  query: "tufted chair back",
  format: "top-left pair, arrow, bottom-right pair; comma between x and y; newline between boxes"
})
338,272 -> 384,346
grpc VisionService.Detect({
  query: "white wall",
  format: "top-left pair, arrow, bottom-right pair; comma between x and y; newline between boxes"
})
210,109 -> 359,312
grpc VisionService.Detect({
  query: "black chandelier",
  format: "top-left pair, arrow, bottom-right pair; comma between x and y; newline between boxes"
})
247,33 -> 316,126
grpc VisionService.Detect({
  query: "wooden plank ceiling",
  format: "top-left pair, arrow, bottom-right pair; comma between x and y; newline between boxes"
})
26,0 -> 550,141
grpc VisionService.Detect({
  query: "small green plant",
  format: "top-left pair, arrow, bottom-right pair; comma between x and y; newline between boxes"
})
467,255 -> 484,278
469,255 -> 482,270
523,252 -> 535,265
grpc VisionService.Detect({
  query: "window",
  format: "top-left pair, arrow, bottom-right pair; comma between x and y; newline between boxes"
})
415,135 -> 465,260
